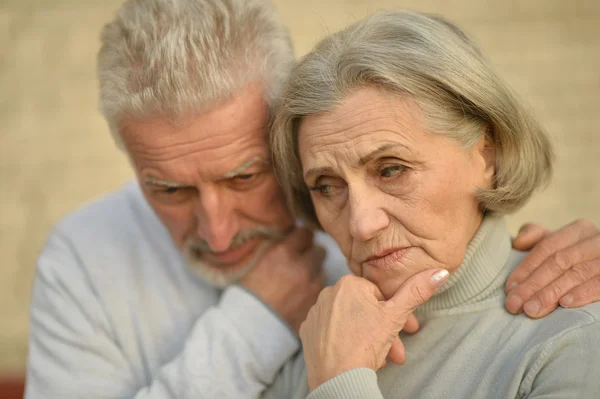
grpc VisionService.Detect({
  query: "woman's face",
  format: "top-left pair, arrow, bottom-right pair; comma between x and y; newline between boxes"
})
298,87 -> 495,299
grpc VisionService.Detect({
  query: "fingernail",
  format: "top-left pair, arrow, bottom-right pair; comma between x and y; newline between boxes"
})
560,295 -> 574,307
507,281 -> 518,292
506,294 -> 523,314
524,299 -> 540,316
431,270 -> 449,287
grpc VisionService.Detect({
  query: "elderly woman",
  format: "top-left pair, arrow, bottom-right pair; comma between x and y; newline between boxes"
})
268,10 -> 600,399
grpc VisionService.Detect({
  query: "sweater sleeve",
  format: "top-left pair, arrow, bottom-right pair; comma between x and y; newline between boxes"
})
521,314 -> 600,398
25,229 -> 299,398
307,369 -> 383,399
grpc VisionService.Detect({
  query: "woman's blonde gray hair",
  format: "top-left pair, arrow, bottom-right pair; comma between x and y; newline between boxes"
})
98,0 -> 294,147
271,10 -> 553,229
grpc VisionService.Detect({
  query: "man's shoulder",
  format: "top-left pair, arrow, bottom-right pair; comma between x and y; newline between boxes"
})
40,181 -> 174,271
56,181 -> 152,233
53,181 -> 169,245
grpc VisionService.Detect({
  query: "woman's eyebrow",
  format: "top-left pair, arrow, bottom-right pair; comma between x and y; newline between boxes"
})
304,166 -> 335,182
359,143 -> 408,166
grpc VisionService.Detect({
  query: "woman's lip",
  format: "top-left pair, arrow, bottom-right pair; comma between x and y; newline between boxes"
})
363,247 -> 410,269
365,247 -> 409,262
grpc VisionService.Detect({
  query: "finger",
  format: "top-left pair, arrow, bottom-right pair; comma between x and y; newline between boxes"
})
505,235 -> 600,314
520,258 -> 600,318
385,269 -> 449,321
560,274 -> 600,308
504,219 -> 599,293
512,223 -> 550,251
358,276 -> 387,302
402,313 -> 420,334
386,336 -> 406,366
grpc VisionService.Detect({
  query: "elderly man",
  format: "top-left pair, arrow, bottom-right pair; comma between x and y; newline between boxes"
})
25,0 -> 600,398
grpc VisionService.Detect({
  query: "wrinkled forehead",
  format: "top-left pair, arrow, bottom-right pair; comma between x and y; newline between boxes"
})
121,86 -> 271,151
297,88 -> 424,166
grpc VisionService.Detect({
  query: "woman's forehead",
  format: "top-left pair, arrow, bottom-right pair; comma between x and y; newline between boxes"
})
299,88 -> 422,140
297,92 -> 430,163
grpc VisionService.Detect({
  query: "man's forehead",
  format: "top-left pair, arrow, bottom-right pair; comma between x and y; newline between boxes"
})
143,155 -> 270,186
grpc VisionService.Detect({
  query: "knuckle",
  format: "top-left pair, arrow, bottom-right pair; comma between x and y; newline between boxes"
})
513,278 -> 542,299
574,218 -> 596,233
299,320 -> 308,338
337,274 -> 356,286
318,285 -> 330,297
552,251 -> 573,272
538,285 -> 562,307
592,274 -> 600,290
574,280 -> 597,300
318,285 -> 332,301
410,284 -> 430,305
508,269 -> 529,285
512,267 -> 531,282
536,241 -> 556,259
569,263 -> 592,283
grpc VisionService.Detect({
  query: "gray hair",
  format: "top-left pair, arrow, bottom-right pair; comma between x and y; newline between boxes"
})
98,0 -> 294,147
271,10 -> 553,229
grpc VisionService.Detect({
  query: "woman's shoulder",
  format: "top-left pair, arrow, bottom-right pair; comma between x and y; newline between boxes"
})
517,303 -> 600,396
524,301 -> 600,348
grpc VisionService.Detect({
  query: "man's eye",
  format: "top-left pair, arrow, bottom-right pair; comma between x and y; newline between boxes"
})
380,165 -> 405,178
151,186 -> 193,205
228,172 -> 264,190
234,174 -> 255,181
160,187 -> 179,194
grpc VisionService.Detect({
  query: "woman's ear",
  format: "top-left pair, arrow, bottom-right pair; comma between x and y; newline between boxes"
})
481,129 -> 496,189
473,127 -> 496,190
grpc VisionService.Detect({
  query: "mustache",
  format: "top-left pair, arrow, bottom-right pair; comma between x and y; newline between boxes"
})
184,226 -> 287,254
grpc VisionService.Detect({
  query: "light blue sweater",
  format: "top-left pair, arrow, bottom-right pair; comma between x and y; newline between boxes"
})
25,181 -> 349,398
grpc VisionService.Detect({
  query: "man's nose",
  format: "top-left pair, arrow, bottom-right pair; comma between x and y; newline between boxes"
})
348,188 -> 389,242
193,187 -> 239,252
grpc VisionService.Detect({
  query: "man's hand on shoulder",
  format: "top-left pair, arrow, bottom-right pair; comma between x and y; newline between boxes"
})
506,219 -> 600,318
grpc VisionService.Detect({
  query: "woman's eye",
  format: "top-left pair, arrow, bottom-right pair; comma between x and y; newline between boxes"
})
308,184 -> 334,196
380,165 -> 405,178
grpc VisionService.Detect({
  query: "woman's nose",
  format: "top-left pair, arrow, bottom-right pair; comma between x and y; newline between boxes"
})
348,189 -> 390,242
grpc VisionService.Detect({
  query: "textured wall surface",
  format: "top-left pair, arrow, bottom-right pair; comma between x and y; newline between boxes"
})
1,0 -> 599,372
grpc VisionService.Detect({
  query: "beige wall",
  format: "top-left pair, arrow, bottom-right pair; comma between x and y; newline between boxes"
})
1,0 -> 599,373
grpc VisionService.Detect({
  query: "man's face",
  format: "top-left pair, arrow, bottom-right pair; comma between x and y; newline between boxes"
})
120,84 -> 294,287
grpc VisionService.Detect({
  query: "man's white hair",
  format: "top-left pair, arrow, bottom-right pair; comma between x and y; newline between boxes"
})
97,0 -> 294,146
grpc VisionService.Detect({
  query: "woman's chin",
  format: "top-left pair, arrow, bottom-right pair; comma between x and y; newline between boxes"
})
364,273 -> 411,300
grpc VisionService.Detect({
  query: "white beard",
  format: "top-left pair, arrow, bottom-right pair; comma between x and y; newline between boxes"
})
183,240 -> 273,288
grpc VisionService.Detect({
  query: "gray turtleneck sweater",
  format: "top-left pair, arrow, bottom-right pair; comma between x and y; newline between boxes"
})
262,214 -> 600,399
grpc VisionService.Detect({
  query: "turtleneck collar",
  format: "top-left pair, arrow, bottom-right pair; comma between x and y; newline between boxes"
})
415,213 -> 512,318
